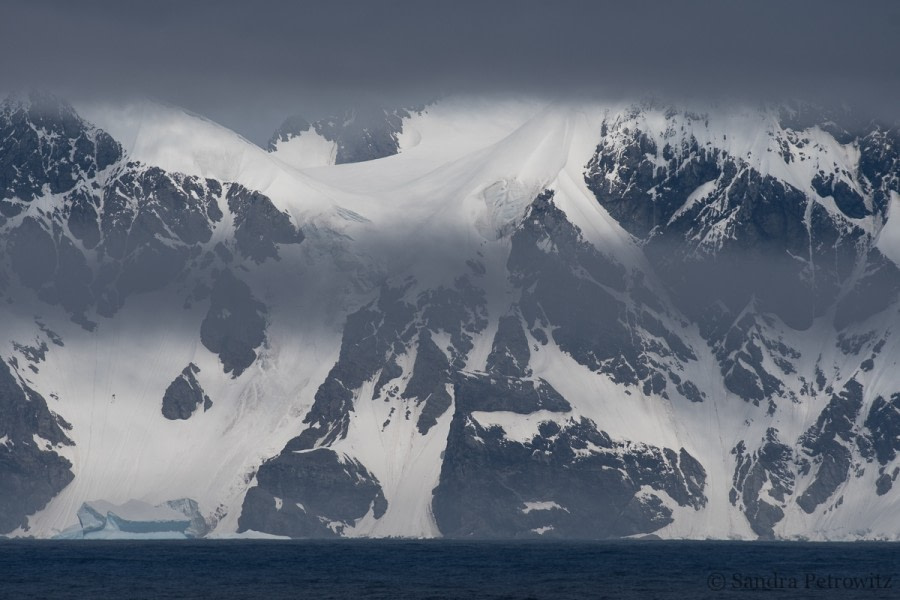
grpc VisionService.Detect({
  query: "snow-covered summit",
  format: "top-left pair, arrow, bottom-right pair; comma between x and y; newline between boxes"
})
1,93 -> 899,541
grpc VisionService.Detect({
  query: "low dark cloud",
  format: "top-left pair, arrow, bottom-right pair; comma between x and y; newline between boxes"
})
2,0 -> 898,142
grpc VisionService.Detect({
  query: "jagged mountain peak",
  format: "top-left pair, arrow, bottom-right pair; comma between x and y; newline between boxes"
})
267,104 -> 426,167
266,114 -> 311,151
0,91 -> 122,212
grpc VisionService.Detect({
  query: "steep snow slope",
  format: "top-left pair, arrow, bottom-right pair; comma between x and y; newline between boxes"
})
77,101 -> 353,230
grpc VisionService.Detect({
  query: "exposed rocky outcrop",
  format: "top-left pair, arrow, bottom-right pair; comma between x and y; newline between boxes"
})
162,363 -> 212,420
200,270 -> 268,377
0,358 -> 73,534
730,429 -> 796,538
433,413 -> 706,538
239,448 -> 386,538
268,105 -> 417,164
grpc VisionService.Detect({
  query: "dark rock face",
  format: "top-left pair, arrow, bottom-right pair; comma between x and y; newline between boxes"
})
0,95 -> 304,329
236,286 -> 419,536
796,379 -> 864,513
225,185 -> 304,263
864,394 -> 900,466
317,107 -> 411,164
266,115 -> 311,151
268,105 -> 418,164
812,173 -> 868,219
486,315 -> 531,377
475,314 -> 572,412
0,92 -> 121,215
583,106 -> 900,416
860,393 -> 900,497
424,219 -> 708,538
586,125 -> 718,239
3,163 -> 226,325
249,187 -> 712,539
97,167 -> 223,257
454,374 -> 570,415
585,128 -> 821,332
730,429 -> 795,538
433,412 -> 706,538
401,330 -> 453,434
418,278 -> 489,369
0,358 -> 74,533
240,271 -> 494,533
90,167 -> 225,316
0,94 -> 317,533
715,311 -> 799,410
12,340 -> 49,366
162,363 -> 212,420
238,448 -> 387,538
200,270 -> 267,377
290,275 -> 490,447
509,191 -> 701,401
292,286 -> 417,451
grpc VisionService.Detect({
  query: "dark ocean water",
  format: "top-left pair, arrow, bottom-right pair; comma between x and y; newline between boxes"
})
0,539 -> 897,599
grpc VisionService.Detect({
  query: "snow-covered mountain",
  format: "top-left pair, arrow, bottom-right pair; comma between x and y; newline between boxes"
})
1,91 -> 899,540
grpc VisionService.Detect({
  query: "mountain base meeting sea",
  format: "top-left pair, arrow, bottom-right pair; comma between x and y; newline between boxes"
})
0,539 -> 896,599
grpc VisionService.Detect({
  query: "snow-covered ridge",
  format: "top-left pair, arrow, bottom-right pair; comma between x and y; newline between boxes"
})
1,93 -> 899,541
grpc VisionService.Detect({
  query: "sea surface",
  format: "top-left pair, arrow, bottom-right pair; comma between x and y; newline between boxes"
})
0,539 -> 897,599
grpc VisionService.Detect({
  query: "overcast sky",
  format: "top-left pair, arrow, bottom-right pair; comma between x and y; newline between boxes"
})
2,0 -> 898,143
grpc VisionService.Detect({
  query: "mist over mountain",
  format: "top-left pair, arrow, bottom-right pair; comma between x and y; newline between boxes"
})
1,1 -> 899,541
0,89 -> 899,540
2,0 -> 898,143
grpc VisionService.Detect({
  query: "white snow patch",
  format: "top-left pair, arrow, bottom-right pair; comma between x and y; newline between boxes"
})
669,180 -> 717,224
521,501 -> 567,514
